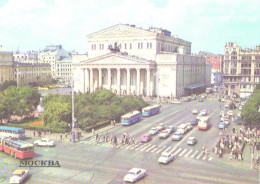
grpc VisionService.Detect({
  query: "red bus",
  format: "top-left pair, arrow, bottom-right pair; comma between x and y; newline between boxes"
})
0,136 -> 34,159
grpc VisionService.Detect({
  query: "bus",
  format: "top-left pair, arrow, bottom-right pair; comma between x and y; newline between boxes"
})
0,136 -> 34,159
121,111 -> 141,126
142,104 -> 160,117
198,116 -> 210,130
177,124 -> 188,134
0,126 -> 25,139
206,87 -> 212,94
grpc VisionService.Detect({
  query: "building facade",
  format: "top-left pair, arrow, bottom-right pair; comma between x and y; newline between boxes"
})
13,50 -> 38,63
0,46 -> 14,84
55,57 -> 72,84
38,45 -> 69,79
223,42 -> 260,98
73,24 -> 210,97
13,62 -> 52,86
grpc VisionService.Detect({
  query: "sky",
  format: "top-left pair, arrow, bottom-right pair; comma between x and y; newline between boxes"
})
0,0 -> 260,54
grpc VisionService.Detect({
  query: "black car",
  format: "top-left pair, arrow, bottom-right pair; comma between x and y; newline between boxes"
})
191,119 -> 199,126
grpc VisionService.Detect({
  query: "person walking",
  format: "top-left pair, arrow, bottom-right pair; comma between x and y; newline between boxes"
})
33,131 -> 35,137
60,133 -> 62,141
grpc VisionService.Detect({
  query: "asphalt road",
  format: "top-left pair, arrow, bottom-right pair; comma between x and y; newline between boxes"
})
0,99 -> 259,184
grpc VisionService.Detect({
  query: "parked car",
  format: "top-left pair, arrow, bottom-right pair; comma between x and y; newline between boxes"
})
157,123 -> 166,131
159,130 -> 171,139
158,152 -> 175,164
141,133 -> 152,143
192,109 -> 198,115
171,100 -> 181,104
186,123 -> 193,131
187,137 -> 197,145
225,104 -> 229,108
219,122 -> 227,129
166,126 -> 175,134
10,169 -> 29,184
124,168 -> 146,183
172,132 -> 183,141
34,138 -> 55,147
227,110 -> 234,116
191,118 -> 199,126
149,127 -> 159,135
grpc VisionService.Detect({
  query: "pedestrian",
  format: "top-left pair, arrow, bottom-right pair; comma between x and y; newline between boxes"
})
33,131 -> 35,137
60,133 -> 62,141
92,128 -> 95,135
113,120 -> 116,126
95,133 -> 99,141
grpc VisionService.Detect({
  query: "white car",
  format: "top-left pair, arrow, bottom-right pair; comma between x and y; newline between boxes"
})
34,138 -> 55,147
192,109 -> 198,115
10,169 -> 29,184
196,114 -> 202,120
224,118 -> 230,125
166,126 -> 175,134
239,106 -> 243,111
227,110 -> 234,116
225,104 -> 229,108
156,123 -> 166,131
187,137 -> 197,145
124,168 -> 146,183
200,110 -> 208,116
149,127 -> 158,135
172,132 -> 183,141
171,100 -> 181,104
159,130 -> 171,139
158,152 -> 174,164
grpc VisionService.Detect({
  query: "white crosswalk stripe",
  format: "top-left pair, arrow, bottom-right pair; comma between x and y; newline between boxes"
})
140,144 -> 151,152
185,150 -> 193,158
124,144 -> 133,150
156,146 -> 166,154
145,145 -> 156,152
202,155 -> 207,160
130,143 -> 141,150
190,150 -> 198,159
169,147 -> 177,154
150,148 -> 158,153
163,147 -> 172,153
173,148 -> 182,156
196,151 -> 204,160
179,149 -> 187,157
208,157 -> 213,161
135,144 -> 147,151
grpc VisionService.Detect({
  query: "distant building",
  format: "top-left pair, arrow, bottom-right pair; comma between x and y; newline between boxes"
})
223,42 -> 260,98
73,24 -> 211,97
0,45 -> 14,84
13,50 -> 38,63
38,45 -> 69,79
55,57 -> 72,84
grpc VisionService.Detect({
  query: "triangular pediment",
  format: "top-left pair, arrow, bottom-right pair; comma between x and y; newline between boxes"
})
88,24 -> 156,39
81,53 -> 155,66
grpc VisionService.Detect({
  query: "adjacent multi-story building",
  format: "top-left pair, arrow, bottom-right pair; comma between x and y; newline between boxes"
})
55,57 -> 72,84
38,45 -> 69,79
223,42 -> 260,98
0,45 -> 14,84
13,50 -> 38,63
13,62 -> 52,86
73,24 -> 211,97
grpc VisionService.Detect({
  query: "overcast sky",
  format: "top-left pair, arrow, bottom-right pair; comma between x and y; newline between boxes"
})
0,0 -> 259,54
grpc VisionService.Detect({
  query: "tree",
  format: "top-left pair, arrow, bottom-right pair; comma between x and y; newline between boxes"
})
0,80 -> 17,91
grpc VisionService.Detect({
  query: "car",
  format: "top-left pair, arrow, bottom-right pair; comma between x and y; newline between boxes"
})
219,122 -> 227,129
171,100 -> 181,104
157,123 -> 166,131
227,110 -> 234,116
141,133 -> 152,143
196,114 -> 202,120
159,130 -> 171,139
124,168 -> 146,183
221,98 -> 226,102
10,169 -> 29,184
219,111 -> 225,117
225,104 -> 229,108
198,98 -> 203,102
200,109 -> 208,116
192,109 -> 198,115
158,152 -> 175,164
34,138 -> 55,147
149,127 -> 159,135
187,137 -> 197,145
186,123 -> 193,131
172,132 -> 183,141
224,118 -> 230,125
185,98 -> 191,102
166,126 -> 175,134
191,118 -> 198,126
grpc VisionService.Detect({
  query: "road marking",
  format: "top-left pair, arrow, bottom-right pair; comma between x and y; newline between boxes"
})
87,139 -> 96,144
130,143 -> 141,150
151,148 -> 158,153
163,147 -> 172,153
202,155 -> 207,160
169,147 -> 177,154
196,151 -> 204,160
145,145 -> 156,152
179,149 -> 187,157
140,144 -> 151,152
173,148 -> 182,156
190,150 -> 198,158
184,149 -> 193,158
156,146 -> 166,153
135,144 -> 147,151
124,144 -> 133,150
208,157 -> 212,161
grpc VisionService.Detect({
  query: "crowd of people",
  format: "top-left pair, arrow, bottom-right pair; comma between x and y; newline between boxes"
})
95,132 -> 135,146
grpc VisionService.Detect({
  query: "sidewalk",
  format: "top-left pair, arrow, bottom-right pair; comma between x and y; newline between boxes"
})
25,123 -> 121,143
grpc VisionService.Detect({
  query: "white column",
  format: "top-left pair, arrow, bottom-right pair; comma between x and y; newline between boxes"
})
99,68 -> 102,88
117,68 -> 121,95
137,68 -> 140,96
146,68 -> 150,96
127,68 -> 130,95
85,69 -> 89,93
90,68 -> 93,92
108,68 -> 111,90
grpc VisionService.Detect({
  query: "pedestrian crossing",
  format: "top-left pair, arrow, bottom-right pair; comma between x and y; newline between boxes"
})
80,138 -> 213,162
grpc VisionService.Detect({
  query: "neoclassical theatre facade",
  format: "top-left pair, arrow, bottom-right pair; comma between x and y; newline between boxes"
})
73,24 -> 211,97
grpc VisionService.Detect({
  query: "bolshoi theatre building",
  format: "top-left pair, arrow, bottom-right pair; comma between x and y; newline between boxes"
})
73,24 -> 211,98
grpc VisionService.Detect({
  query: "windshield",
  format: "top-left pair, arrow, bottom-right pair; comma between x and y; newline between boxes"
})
128,172 -> 135,176
160,155 -> 168,158
12,174 -> 21,177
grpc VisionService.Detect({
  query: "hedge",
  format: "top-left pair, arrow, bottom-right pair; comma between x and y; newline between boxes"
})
83,120 -> 110,132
